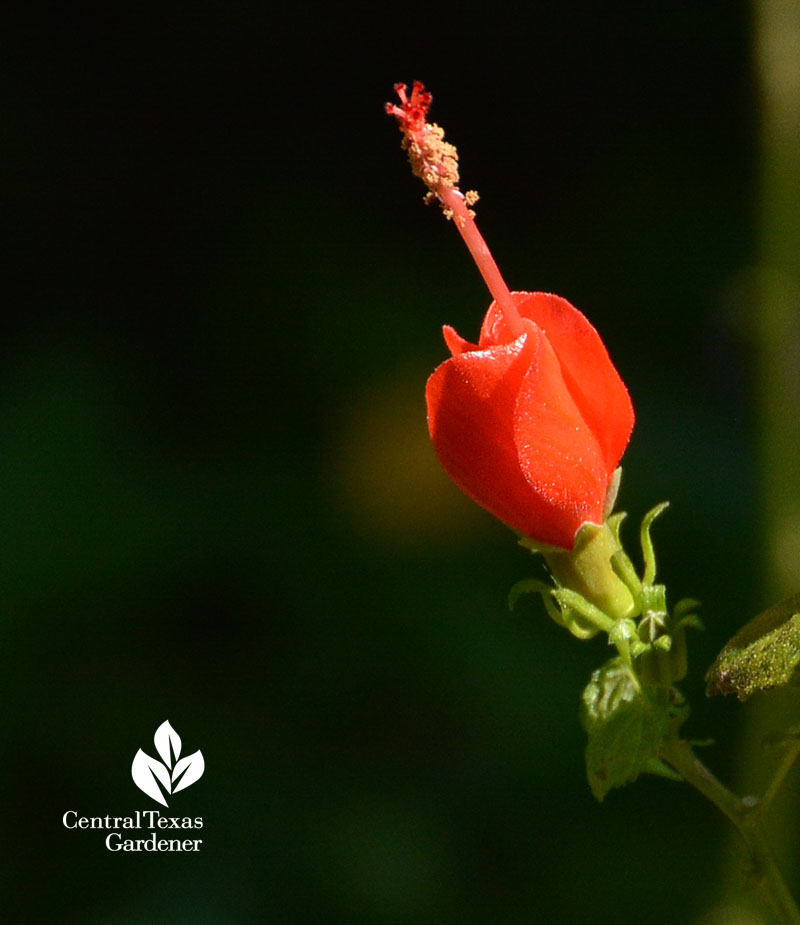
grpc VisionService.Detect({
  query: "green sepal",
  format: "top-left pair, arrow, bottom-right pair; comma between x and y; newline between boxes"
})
609,548 -> 643,612
705,594 -> 800,700
581,657 -> 672,801
551,587 -> 613,638
508,578 -> 553,613
602,467 -> 623,521
640,502 -> 670,585
509,578 -> 618,640
509,578 -> 568,630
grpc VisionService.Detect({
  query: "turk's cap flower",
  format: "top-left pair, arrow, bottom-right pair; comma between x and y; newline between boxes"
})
386,83 -> 634,552
426,291 -> 634,550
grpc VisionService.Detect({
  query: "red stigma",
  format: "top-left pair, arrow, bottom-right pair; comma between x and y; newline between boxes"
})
385,81 -> 432,133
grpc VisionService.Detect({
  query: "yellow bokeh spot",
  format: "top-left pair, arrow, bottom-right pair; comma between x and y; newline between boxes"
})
333,369 -> 488,543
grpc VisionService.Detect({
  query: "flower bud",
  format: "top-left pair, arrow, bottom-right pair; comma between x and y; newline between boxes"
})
426,292 -> 634,550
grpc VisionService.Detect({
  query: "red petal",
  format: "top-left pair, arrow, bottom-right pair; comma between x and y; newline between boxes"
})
513,331 -> 607,532
442,325 -> 476,357
426,322 -> 607,548
480,292 -> 634,476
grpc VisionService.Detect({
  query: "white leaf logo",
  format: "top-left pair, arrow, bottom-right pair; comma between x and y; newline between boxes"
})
154,720 -> 182,767
131,749 -> 171,807
172,750 -> 205,793
131,721 -> 204,806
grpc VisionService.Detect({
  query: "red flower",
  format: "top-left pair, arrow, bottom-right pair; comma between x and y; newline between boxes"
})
386,83 -> 634,549
426,291 -> 634,549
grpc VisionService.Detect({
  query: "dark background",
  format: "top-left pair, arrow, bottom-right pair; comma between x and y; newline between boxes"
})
1,1 -> 780,922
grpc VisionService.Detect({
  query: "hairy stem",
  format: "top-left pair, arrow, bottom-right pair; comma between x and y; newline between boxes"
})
660,737 -> 800,924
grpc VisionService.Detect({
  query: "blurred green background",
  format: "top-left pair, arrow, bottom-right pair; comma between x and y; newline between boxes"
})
3,1 -> 797,922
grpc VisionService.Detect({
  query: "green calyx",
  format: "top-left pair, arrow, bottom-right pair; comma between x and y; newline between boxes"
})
511,502 -> 703,690
544,520 -> 637,623
511,501 -> 703,801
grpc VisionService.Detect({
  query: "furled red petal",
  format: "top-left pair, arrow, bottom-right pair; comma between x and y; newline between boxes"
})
426,320 -> 608,548
513,332 -> 608,535
479,292 -> 634,476
442,325 -> 476,356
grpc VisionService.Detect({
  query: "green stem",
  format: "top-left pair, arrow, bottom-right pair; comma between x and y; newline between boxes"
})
763,735 -> 800,811
660,737 -> 800,925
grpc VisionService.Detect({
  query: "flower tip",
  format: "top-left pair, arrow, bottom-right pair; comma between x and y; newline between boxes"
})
386,81 -> 432,133
442,324 -> 475,357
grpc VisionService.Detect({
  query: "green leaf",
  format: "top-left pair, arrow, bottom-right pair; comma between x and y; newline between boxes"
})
705,593 -> 800,700
581,658 -> 671,801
